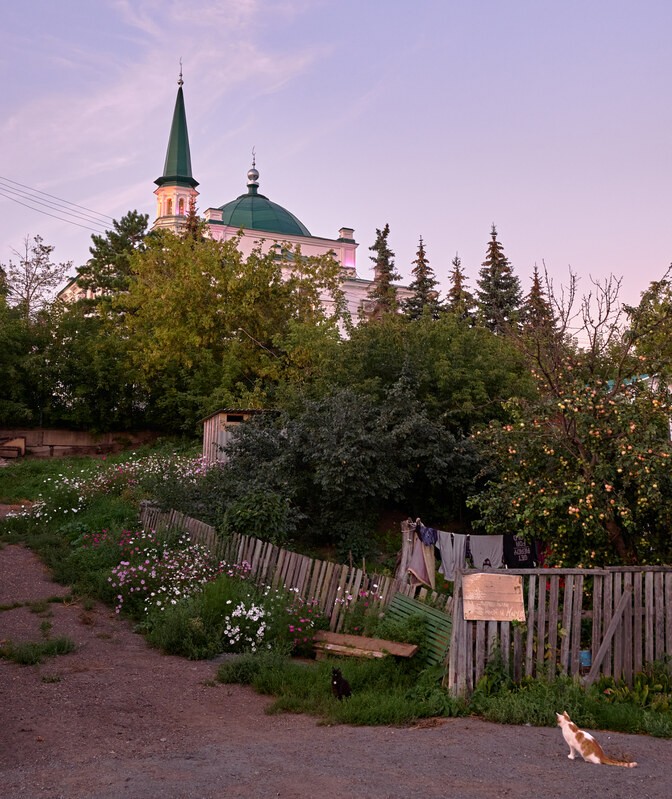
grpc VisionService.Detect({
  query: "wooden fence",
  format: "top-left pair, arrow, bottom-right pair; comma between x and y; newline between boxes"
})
448,566 -> 672,697
138,503 -> 453,632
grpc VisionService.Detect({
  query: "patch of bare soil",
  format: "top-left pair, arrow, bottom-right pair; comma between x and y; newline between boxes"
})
1,543 -> 670,799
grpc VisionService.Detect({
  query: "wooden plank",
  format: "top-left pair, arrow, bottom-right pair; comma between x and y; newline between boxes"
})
585,586 -> 633,686
666,574 -> 672,658
645,571 -> 655,664
487,620 -> 498,661
546,575 -> 559,680
655,571 -> 665,662
513,624 -> 523,682
559,575 -> 574,676
613,572 -> 623,681
465,618 -> 474,692
462,573 -> 525,621
525,574 -> 537,678
537,577 -> 548,677
592,574 -> 603,666
313,631 -> 418,658
500,622 -> 511,674
622,572 -> 633,684
475,621 -> 486,684
448,571 -> 467,696
602,572 -> 613,677
633,572 -> 643,674
569,575 -> 584,677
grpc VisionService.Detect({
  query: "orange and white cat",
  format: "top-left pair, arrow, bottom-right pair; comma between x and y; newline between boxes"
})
556,711 -> 637,767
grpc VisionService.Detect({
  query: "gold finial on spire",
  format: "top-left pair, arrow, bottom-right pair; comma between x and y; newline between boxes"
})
178,58 -> 184,87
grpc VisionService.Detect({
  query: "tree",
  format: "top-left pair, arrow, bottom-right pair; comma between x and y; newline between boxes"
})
468,271 -> 672,566
213,379 -> 470,558
445,253 -> 477,321
476,225 -> 522,333
366,223 -> 400,319
76,210 -> 149,296
402,237 -> 442,320
184,196 -> 207,241
2,235 -> 71,319
522,264 -> 556,334
118,232 -> 346,427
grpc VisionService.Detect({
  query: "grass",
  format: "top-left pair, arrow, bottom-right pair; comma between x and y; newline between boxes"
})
217,653 -> 465,725
0,637 -> 76,665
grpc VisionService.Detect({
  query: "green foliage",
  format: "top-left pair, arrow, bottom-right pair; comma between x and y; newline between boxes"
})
218,653 -> 465,725
0,636 -> 75,665
76,210 -> 149,296
366,223 -> 400,319
145,573 -> 328,660
402,237 -> 442,320
469,375 -> 672,565
208,378 -> 472,558
476,225 -> 523,333
220,491 -> 298,546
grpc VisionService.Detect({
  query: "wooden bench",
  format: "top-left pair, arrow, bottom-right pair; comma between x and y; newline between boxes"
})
383,592 -> 452,666
313,630 -> 418,660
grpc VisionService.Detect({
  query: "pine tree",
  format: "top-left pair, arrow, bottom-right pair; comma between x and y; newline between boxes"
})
77,210 -> 149,296
402,237 -> 442,319
184,196 -> 207,241
366,223 -> 400,320
476,224 -> 522,333
522,264 -> 556,334
445,253 -> 476,321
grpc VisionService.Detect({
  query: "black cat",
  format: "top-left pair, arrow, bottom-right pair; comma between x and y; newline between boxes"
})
331,667 -> 351,701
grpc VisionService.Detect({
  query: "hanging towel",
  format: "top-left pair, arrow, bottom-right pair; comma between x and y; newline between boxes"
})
407,535 -> 435,588
436,531 -> 468,581
469,535 -> 504,569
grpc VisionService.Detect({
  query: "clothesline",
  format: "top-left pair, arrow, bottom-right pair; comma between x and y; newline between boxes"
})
407,518 -> 542,590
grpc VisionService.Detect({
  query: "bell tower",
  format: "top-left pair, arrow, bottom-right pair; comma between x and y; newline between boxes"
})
153,66 -> 199,232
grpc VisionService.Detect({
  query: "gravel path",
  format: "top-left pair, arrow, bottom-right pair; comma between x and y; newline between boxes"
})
1,543 -> 670,799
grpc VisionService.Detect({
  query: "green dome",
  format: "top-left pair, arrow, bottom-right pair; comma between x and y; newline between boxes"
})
217,169 -> 311,237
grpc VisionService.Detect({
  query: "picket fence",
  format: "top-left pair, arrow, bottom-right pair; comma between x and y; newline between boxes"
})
447,565 -> 672,697
138,503 -> 453,632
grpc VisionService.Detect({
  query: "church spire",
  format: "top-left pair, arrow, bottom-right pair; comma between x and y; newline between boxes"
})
155,67 -> 198,189
152,67 -> 199,231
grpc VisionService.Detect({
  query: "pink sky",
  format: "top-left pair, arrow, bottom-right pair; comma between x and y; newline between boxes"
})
2,0 -> 670,315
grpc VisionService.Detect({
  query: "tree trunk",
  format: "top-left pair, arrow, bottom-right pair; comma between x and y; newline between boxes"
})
604,517 -> 637,565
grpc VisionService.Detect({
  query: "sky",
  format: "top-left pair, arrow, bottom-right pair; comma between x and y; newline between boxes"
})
1,0 -> 671,311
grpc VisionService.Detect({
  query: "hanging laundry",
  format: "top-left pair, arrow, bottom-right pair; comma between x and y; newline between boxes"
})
503,534 -> 538,568
415,519 -> 438,546
469,534 -> 504,569
407,531 -> 436,589
436,530 -> 468,581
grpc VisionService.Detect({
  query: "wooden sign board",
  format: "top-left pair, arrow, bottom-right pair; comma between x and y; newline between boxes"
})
462,573 -> 526,622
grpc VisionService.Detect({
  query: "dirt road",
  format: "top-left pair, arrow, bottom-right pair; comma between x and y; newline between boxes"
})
1,543 -> 669,799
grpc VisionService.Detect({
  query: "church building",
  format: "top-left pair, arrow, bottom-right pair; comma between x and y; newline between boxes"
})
152,73 -> 410,321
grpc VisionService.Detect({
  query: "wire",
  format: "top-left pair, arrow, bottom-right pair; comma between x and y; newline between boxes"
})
0,175 -> 114,233
0,189 -> 109,233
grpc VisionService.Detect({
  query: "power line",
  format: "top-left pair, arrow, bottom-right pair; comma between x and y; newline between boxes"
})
0,175 -> 114,223
0,175 -> 114,233
0,189 -> 109,233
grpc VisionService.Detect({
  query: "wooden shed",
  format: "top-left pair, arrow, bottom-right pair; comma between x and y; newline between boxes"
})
201,409 -> 266,465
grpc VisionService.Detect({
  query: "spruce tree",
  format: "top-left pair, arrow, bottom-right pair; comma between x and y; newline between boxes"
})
522,264 -> 556,334
476,224 -> 522,333
445,253 -> 476,321
184,196 -> 207,241
366,223 -> 400,320
403,237 -> 442,319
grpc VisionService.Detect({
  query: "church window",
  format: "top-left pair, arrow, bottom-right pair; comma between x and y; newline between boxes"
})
166,198 -> 173,215
179,198 -> 185,215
